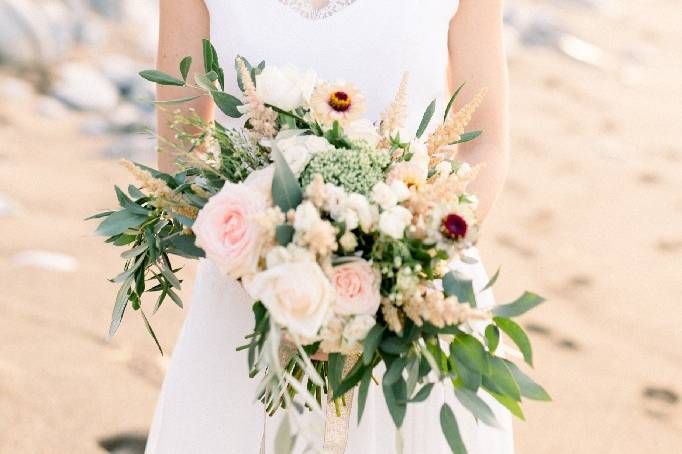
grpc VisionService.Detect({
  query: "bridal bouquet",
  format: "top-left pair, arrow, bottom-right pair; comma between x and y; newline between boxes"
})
91,40 -> 548,453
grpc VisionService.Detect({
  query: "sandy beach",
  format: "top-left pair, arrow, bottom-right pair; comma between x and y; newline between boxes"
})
0,1 -> 681,452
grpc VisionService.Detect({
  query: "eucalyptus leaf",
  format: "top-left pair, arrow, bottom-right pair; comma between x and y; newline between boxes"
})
166,287 -> 184,309
357,368 -> 372,425
179,56 -> 192,81
416,99 -> 436,138
152,95 -> 202,106
139,70 -> 185,86
409,383 -> 435,403
212,91 -> 243,118
489,391 -> 525,420
481,267 -> 501,292
96,210 -> 147,237
493,292 -> 545,318
440,404 -> 468,454
195,73 -> 216,91
328,353 -> 345,392
443,271 -> 477,307
451,334 -> 489,375
109,274 -> 134,337
494,317 -> 533,366
450,130 -> 483,145
120,244 -> 148,260
485,325 -> 500,354
504,360 -> 551,401
454,387 -> 499,428
141,310 -> 163,355
383,357 -> 406,386
362,324 -> 384,365
482,357 -> 521,401
383,377 -> 407,427
271,148 -> 303,212
202,39 -> 214,73
444,82 -> 465,121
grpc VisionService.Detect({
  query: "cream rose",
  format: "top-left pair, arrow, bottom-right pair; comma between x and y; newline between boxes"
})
243,165 -> 274,199
244,261 -> 334,338
332,259 -> 381,316
345,119 -> 381,147
256,65 -> 317,111
193,183 -> 268,279
272,131 -> 333,176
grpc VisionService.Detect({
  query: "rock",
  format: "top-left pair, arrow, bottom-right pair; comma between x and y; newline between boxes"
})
0,77 -> 34,100
36,96 -> 69,119
0,193 -> 21,218
88,0 -> 125,20
0,0 -> 75,67
98,433 -> 147,454
80,117 -> 111,136
52,62 -> 119,112
100,135 -> 156,163
109,102 -> 150,133
11,250 -> 79,273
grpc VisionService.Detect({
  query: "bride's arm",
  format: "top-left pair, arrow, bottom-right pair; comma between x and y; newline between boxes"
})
447,0 -> 509,222
157,0 -> 214,173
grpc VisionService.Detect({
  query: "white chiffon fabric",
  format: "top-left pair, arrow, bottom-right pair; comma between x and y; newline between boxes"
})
145,1 -> 514,452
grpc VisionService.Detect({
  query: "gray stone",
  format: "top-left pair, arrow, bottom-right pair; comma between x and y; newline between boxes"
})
0,77 -> 34,100
100,135 -> 156,163
36,96 -> 69,118
11,250 -> 79,272
52,62 -> 119,112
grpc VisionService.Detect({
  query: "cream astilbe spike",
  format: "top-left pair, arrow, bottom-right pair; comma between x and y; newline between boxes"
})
427,88 -> 488,163
379,72 -> 410,137
120,159 -> 199,219
236,57 -> 277,140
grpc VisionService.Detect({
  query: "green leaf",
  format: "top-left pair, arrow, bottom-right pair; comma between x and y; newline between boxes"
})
120,244 -> 147,260
379,336 -> 409,355
504,360 -> 551,401
485,325 -> 500,354
383,357 -> 406,386
440,404 -> 468,454
416,99 -> 436,138
333,360 -> 366,398
115,186 -> 149,215
141,310 -> 163,355
444,82 -> 466,121
194,73 -> 216,91
453,358 -> 482,391
202,39 -> 214,73
96,210 -> 147,236
166,287 -> 184,309
443,271 -> 477,307
450,130 -> 483,145
489,391 -> 525,420
482,357 -> 521,401
128,185 -> 145,200
212,90 -> 243,118
481,267 -> 501,292
493,292 -> 545,318
109,274 -> 134,337
161,260 -> 181,290
179,56 -> 192,81
271,148 -> 303,212
139,70 -> 185,86
362,324 -> 384,365
451,334 -> 489,375
383,377 -> 407,427
85,210 -> 113,220
328,353 -> 345,392
357,368 -> 372,425
494,317 -> 533,366
152,95 -> 202,106
409,383 -> 435,403
167,234 -> 205,259
454,388 -> 499,428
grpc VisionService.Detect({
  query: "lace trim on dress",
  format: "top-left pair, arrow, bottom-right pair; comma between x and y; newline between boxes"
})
277,0 -> 358,20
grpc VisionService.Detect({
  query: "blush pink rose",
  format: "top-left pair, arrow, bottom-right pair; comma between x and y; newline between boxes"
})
332,259 -> 381,316
193,182 -> 268,279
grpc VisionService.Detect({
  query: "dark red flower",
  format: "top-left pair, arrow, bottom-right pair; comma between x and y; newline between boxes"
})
442,213 -> 468,240
328,91 -> 352,112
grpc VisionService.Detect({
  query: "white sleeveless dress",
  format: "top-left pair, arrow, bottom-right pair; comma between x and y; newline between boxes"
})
145,1 -> 514,453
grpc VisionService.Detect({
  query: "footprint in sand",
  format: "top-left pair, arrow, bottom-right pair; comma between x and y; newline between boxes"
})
655,239 -> 682,253
495,234 -> 536,258
637,171 -> 660,185
567,274 -> 593,289
643,386 -> 679,421
556,338 -> 580,351
525,323 -> 552,337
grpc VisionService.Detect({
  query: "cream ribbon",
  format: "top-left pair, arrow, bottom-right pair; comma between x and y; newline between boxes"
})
322,356 -> 357,454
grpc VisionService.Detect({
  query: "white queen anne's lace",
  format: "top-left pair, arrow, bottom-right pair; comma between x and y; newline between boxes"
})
278,0 -> 358,20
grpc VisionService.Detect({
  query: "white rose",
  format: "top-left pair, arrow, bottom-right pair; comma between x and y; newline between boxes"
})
256,65 -> 317,111
371,182 -> 398,210
244,261 -> 334,338
266,244 -> 316,269
339,232 -> 358,252
273,131 -> 333,176
390,180 -> 411,202
345,119 -> 381,147
243,165 -> 275,199
343,315 -> 376,344
379,205 -> 413,239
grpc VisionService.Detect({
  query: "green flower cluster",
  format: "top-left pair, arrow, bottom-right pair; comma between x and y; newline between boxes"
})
300,144 -> 390,195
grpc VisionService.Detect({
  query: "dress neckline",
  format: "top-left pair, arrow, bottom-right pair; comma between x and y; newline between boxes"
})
276,0 -> 359,21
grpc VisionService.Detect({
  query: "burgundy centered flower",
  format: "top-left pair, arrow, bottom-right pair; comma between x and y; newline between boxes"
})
442,213 -> 468,240
328,91 -> 352,112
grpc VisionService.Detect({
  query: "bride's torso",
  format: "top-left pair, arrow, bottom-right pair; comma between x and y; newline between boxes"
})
205,0 -> 460,130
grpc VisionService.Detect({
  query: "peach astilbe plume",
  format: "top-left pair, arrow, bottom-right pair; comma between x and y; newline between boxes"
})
120,159 -> 199,219
236,57 -> 277,140
427,88 -> 488,164
379,72 -> 410,137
